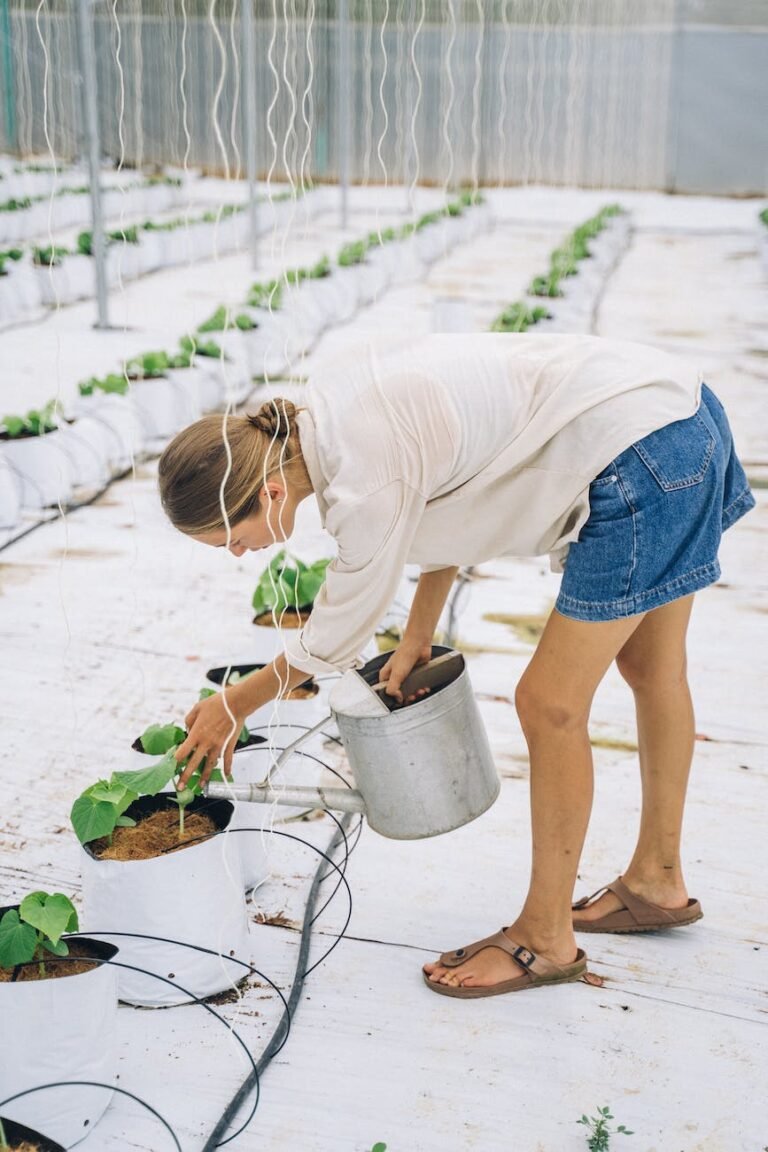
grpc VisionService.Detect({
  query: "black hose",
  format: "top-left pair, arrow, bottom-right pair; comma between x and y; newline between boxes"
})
200,811 -> 354,1150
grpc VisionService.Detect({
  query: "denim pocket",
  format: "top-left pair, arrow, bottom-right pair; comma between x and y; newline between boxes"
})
631,411 -> 715,492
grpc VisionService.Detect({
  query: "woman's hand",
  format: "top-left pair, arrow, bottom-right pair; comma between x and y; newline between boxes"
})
377,637 -> 433,703
175,691 -> 245,787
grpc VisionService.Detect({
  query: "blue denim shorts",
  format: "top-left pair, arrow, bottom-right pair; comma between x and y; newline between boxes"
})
556,384 -> 756,622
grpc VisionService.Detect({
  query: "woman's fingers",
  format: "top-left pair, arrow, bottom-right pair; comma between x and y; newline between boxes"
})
184,702 -> 200,729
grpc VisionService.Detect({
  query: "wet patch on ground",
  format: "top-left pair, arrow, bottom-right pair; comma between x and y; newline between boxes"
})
481,611 -> 549,645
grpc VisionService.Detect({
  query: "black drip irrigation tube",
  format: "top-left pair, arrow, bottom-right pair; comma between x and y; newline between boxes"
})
200,812 -> 356,1150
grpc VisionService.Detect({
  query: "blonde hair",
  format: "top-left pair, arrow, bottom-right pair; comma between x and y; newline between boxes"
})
158,398 -> 306,535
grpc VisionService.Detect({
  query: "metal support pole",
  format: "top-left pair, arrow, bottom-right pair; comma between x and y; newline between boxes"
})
337,0 -> 350,229
241,0 -> 259,270
74,0 -> 109,328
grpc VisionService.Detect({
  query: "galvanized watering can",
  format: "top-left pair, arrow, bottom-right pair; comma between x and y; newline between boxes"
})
206,647 -> 500,840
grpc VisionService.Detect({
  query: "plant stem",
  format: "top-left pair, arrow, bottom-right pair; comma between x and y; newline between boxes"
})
178,804 -> 185,839
0,1116 -> 9,1149
35,942 -> 45,979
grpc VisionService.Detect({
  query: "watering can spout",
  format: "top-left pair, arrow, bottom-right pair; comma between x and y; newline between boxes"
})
206,779 -> 367,814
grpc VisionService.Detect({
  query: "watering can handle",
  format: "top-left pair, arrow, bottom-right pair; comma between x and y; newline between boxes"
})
371,649 -> 464,701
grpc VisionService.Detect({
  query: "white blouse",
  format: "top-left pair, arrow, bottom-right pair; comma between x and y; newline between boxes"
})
283,333 -> 702,677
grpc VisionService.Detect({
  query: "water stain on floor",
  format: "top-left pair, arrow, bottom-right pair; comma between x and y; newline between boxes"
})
481,611 -> 549,645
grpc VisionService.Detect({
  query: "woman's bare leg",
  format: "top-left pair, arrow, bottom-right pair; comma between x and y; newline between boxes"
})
425,608 -> 646,990
575,594 -> 696,921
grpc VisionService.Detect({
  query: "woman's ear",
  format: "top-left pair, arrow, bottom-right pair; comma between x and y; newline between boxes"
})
262,482 -> 286,504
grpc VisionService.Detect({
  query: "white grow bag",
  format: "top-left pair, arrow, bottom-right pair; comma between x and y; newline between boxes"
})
129,375 -> 197,449
0,263 -> 43,326
72,393 -> 146,473
242,312 -> 300,378
0,931 -> 118,1149
59,419 -> 112,495
0,429 -> 76,509
0,453 -> 22,529
81,795 -> 250,1007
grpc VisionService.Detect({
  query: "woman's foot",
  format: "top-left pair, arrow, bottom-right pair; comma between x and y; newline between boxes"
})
573,873 -> 690,923
423,922 -> 581,992
572,875 -> 702,933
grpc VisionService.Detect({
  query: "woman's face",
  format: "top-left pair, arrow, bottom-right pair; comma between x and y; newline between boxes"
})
192,483 -> 296,557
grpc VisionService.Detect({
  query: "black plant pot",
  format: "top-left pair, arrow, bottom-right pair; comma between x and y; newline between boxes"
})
130,730 -> 265,754
0,1117 -> 66,1151
205,661 -> 265,686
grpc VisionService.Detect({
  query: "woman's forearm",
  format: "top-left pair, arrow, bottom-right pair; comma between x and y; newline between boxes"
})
405,566 -> 460,644
226,652 -> 313,718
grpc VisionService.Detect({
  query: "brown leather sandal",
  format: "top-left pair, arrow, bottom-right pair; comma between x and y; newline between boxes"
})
572,876 -> 703,934
422,929 -> 588,999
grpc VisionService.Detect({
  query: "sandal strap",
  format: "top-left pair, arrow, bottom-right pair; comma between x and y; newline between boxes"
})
573,875 -> 680,927
608,877 -> 680,926
439,930 -> 572,979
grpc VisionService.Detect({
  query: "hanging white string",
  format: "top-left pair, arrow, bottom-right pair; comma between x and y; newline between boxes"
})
441,0 -> 457,196
361,0 -> 374,187
407,0 -> 425,214
469,0 -> 484,194
497,0 -> 512,188
373,0 -> 390,244
229,0 -> 243,184
298,0 -> 316,198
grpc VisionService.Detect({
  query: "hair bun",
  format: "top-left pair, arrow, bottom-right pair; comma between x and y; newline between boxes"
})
248,398 -> 296,440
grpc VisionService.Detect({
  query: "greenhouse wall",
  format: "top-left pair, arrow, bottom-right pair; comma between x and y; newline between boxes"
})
0,0 -> 765,195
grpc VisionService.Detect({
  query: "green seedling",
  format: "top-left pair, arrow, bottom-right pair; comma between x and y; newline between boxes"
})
125,350 -> 170,379
0,195 -> 33,212
1,399 -> 58,438
367,227 -> 396,246
32,244 -> 70,267
760,207 -> 768,228
416,210 -> 442,230
71,748 -> 224,844
0,247 -> 23,275
198,305 -> 256,333
78,372 -> 129,397
310,255 -> 331,278
252,549 -> 330,617
76,230 -> 94,256
108,224 -> 140,245
491,301 -> 551,333
529,271 -> 564,298
248,279 -> 283,310
371,1145 -> 387,1152
337,240 -> 368,267
180,334 -> 224,360
0,891 -> 79,978
577,1106 -> 634,1151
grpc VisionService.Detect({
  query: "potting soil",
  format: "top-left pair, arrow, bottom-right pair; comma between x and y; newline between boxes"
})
92,808 -> 218,861
0,940 -> 101,983
253,608 -> 310,629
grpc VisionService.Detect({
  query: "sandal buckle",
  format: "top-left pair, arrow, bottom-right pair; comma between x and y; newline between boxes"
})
512,946 -> 535,968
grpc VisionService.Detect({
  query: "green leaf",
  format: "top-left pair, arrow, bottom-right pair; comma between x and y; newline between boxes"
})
112,749 -> 179,797
199,687 -> 216,700
40,936 -> 70,957
139,722 -> 187,755
71,792 -> 122,844
115,815 -> 137,828
0,909 -> 38,967
19,891 -> 78,947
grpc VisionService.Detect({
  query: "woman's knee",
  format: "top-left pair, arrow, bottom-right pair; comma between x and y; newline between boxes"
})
615,643 -> 688,694
515,675 -> 590,735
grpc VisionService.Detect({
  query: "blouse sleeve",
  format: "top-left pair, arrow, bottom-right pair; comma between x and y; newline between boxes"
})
281,480 -> 427,677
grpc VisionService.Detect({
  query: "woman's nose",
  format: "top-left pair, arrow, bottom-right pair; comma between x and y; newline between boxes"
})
229,544 -> 246,557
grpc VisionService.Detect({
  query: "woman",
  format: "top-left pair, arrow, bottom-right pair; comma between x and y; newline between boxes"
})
158,332 -> 754,1000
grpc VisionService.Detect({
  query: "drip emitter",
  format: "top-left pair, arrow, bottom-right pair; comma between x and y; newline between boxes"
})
206,647 -> 500,839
